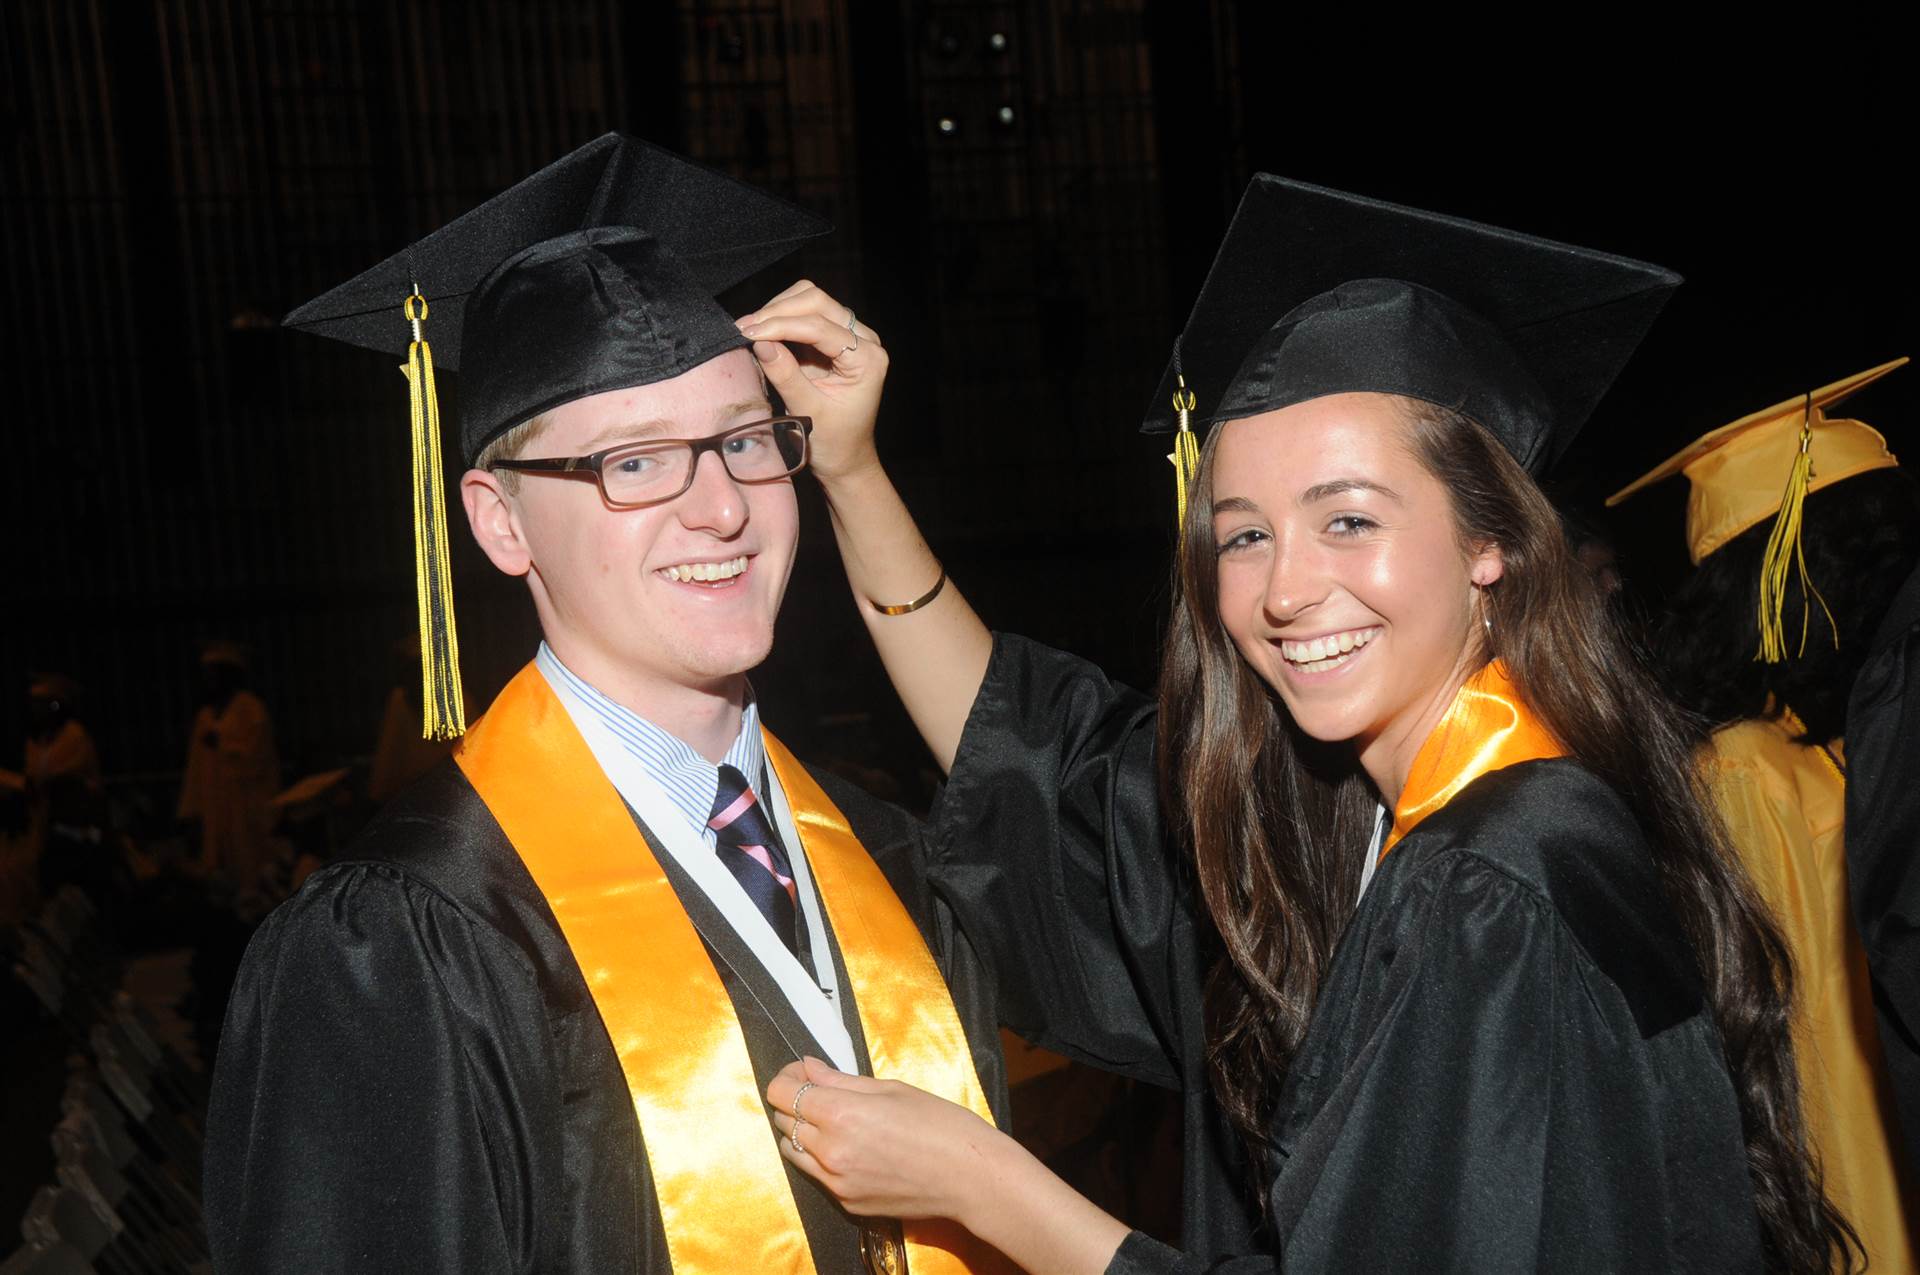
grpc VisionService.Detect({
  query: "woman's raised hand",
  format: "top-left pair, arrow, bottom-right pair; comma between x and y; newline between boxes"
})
738,281 -> 992,779
737,281 -> 887,484
765,1056 -> 998,1225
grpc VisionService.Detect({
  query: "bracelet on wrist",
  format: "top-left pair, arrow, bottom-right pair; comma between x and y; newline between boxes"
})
868,567 -> 946,616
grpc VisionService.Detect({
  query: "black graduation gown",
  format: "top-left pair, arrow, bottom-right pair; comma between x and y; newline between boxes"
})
927,635 -> 1764,1273
1847,557 -> 1920,1165
924,639 -> 1259,1264
204,758 -> 1008,1274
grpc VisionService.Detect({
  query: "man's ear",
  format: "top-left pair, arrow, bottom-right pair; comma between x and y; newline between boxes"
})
1469,540 -> 1505,588
462,469 -> 533,577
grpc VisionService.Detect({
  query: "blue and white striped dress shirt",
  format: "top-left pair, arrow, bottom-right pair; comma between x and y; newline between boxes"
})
535,642 -> 767,848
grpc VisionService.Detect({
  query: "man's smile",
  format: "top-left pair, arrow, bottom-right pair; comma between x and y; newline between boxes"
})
655,554 -> 750,585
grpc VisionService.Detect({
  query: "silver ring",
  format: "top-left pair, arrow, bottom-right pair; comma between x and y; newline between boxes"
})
788,1121 -> 808,1155
846,309 -> 859,350
792,1080 -> 816,1124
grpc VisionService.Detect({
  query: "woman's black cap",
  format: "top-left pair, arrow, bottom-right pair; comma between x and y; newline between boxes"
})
1144,175 -> 1682,474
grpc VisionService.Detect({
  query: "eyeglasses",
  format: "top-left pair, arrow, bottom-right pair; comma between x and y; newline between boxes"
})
490,416 -> 812,510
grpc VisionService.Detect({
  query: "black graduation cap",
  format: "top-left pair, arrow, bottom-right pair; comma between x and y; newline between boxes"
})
284,134 -> 830,740
286,131 -> 831,463
1143,175 -> 1682,475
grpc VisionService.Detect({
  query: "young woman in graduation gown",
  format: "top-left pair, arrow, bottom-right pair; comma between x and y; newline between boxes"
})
749,176 -> 1859,1273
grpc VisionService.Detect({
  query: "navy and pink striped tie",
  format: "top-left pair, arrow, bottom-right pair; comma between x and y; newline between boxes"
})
708,764 -> 806,964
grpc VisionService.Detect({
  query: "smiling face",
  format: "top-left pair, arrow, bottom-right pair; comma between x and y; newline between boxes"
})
1208,392 -> 1502,799
462,349 -> 798,708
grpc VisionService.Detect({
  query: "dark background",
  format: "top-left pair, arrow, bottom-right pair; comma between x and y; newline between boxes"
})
6,0 -> 1914,797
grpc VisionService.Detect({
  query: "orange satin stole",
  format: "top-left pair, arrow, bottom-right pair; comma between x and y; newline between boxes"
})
456,664 -> 1014,1275
1384,659 -> 1565,853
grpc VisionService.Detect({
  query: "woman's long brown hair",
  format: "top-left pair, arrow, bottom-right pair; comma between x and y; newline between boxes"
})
1156,398 -> 1859,1273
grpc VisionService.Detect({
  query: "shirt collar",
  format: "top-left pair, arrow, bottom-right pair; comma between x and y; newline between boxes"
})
535,641 -> 766,834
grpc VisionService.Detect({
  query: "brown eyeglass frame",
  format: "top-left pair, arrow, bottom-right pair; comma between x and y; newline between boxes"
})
489,416 -> 813,509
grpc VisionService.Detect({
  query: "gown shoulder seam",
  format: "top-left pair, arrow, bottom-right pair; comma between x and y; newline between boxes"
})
292,858 -> 544,984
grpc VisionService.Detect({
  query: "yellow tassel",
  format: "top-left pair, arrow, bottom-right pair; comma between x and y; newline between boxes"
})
1168,374 -> 1200,528
402,290 -> 467,739
1755,396 -> 1838,664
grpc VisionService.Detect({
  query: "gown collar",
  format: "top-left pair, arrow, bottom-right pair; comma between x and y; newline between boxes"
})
1384,659 -> 1564,852
1775,704 -> 1847,778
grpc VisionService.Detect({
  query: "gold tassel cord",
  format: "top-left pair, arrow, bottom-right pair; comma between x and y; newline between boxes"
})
1168,374 -> 1200,528
403,290 -> 468,738
1755,397 -> 1838,664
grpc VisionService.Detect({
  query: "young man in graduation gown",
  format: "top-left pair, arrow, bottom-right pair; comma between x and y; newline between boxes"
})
203,135 -> 1013,1275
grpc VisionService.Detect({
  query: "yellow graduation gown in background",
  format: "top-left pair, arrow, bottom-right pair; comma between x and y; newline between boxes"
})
177,690 -> 281,889
1705,715 -> 1918,1271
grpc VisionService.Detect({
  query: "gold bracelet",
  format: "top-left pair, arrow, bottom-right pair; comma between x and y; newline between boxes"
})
869,567 -> 946,616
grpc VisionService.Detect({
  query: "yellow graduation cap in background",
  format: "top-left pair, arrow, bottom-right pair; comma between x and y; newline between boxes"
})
1607,356 -> 1906,660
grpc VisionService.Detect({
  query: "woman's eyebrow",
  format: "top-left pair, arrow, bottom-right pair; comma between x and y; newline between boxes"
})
1212,495 -> 1261,516
1299,478 -> 1401,505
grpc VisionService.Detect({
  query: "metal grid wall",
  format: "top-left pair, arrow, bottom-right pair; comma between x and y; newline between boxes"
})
6,0 -> 1237,773
673,0 -> 863,313
7,0 -> 631,776
901,0 -> 1170,533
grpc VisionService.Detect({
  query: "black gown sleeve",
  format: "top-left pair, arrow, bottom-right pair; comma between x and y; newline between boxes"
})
1104,848 -> 1754,1275
204,862 -> 561,1274
924,635 -> 1263,1260
925,633 -> 1185,1087
1847,557 -> 1920,1162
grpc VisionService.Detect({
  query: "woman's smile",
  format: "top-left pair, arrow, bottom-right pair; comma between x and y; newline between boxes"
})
1273,624 -> 1382,676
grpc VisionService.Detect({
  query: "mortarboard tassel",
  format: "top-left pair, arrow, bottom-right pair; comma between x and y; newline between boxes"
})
1168,371 -> 1200,528
1755,394 -> 1838,664
402,289 -> 468,738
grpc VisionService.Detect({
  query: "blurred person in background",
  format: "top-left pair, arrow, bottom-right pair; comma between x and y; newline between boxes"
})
1615,357 -> 1920,1271
175,642 -> 280,897
366,635 -> 462,805
21,673 -> 108,903
1849,488 -> 1920,1175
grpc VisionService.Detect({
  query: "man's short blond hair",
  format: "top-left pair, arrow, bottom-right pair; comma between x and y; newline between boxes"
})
472,413 -> 553,494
